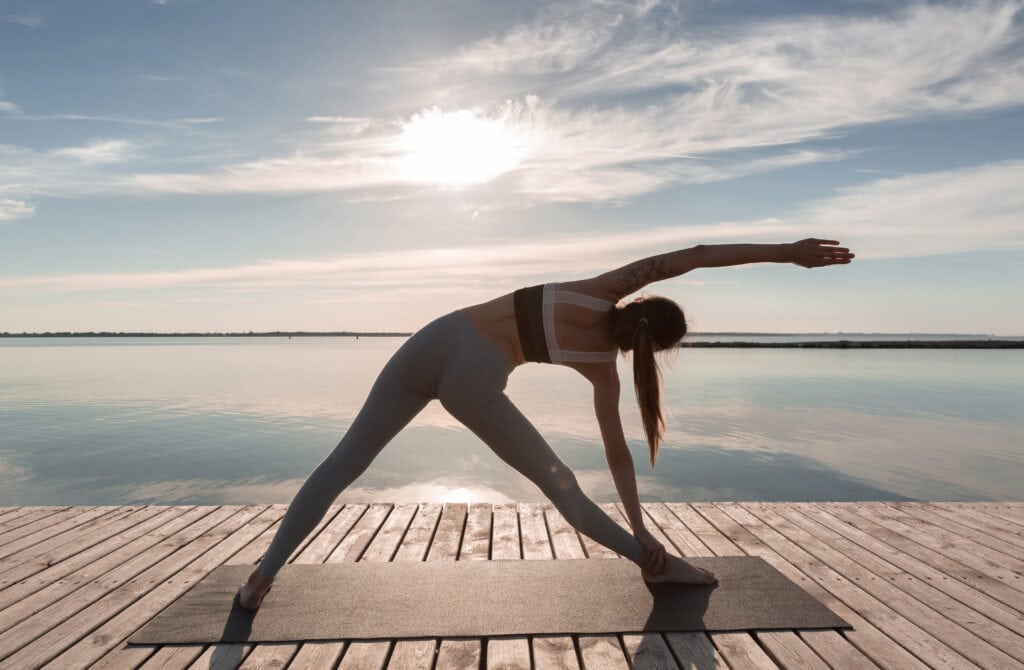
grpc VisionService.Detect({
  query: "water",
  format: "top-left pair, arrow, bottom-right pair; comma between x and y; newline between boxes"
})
1,336 -> 1022,505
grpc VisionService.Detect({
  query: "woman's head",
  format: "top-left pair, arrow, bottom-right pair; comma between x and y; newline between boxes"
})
609,296 -> 687,467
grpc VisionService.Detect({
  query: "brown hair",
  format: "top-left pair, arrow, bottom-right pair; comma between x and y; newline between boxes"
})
609,296 -> 687,466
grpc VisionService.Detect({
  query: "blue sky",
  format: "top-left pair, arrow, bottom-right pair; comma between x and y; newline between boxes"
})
2,0 -> 1023,333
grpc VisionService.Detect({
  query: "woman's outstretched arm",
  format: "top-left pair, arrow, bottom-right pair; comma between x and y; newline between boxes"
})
591,370 -> 668,573
590,238 -> 854,300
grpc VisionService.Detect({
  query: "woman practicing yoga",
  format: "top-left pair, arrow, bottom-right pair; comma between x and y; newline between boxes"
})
238,238 -> 854,610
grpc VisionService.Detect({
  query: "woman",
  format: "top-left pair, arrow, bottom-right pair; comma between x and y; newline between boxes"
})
238,238 -> 853,610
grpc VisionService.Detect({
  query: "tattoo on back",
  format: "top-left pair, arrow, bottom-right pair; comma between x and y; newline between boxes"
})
615,257 -> 671,295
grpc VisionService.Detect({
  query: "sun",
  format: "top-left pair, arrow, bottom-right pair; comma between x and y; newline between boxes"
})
395,108 -> 527,187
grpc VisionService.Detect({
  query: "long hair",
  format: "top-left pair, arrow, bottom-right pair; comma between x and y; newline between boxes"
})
609,296 -> 687,466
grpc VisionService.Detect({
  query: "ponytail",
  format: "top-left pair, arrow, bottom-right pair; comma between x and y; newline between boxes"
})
609,296 -> 687,468
632,318 -> 664,467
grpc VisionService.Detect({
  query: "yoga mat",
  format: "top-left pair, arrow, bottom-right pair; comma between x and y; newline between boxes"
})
129,557 -> 850,643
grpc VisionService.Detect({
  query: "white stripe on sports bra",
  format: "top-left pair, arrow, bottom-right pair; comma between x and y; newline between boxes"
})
541,283 -> 618,364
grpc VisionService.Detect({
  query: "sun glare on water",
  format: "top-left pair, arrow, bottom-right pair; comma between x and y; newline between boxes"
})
396,108 -> 527,187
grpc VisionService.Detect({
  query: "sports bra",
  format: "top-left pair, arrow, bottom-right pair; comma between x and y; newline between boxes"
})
513,283 -> 618,364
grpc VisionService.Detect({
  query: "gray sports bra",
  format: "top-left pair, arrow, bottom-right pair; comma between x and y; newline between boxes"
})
513,282 -> 619,364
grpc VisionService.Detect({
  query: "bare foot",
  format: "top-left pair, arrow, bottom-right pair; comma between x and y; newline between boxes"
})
237,568 -> 273,611
643,554 -> 717,585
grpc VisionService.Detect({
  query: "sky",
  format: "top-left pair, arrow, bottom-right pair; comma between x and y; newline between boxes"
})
1,0 -> 1023,334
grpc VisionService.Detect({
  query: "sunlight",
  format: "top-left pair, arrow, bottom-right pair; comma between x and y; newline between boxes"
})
395,108 -> 527,187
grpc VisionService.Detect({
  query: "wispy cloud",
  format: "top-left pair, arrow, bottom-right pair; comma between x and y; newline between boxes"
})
0,198 -> 34,222
51,139 -> 134,164
4,14 -> 43,28
6,160 -> 1023,294
108,2 -> 1024,202
3,1 -> 1023,213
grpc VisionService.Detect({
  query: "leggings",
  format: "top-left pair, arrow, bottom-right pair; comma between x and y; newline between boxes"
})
257,310 -> 645,577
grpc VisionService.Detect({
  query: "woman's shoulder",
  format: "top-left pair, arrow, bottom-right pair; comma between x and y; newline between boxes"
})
553,277 -> 622,304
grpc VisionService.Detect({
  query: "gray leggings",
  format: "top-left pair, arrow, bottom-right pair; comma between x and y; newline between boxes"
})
257,310 -> 645,577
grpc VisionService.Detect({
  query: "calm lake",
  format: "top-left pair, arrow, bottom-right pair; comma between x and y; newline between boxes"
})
1,335 -> 1022,505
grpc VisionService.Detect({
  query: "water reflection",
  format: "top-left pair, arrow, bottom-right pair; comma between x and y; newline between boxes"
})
1,338 -> 1022,504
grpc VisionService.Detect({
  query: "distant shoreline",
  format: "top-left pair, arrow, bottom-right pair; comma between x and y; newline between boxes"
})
1,332 -> 1021,348
0,331 -> 413,338
685,340 -> 1024,349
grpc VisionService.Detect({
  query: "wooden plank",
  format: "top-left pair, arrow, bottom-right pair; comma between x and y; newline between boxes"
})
533,635 -> 579,670
362,503 -> 418,562
958,503 -> 1024,531
577,635 -> 629,669
621,633 -> 680,669
0,505 -> 243,660
795,503 -> 1024,629
487,636 -> 531,670
712,503 -> 972,669
0,506 -> 72,537
848,503 -> 1024,590
518,502 -> 552,560
665,503 -> 748,556
338,640 -> 391,670
61,510 -> 262,670
798,630 -> 880,670
656,503 -> 869,670
237,642 -> 297,669
393,503 -> 443,562
641,502 -> 709,556
1,509 -> 215,665
544,503 -> 586,560
883,502 -> 1024,569
186,643 -> 256,670
0,506 -> 114,559
491,502 -> 520,560
137,643 -> 205,669
387,638 -> 436,670
433,502 -> 480,670
461,502 -> 492,561
578,503 -> 620,559
927,502 -> 1024,546
824,503 -> 1024,613
755,631 -> 829,670
662,632 -> 729,669
536,503 -> 581,668
385,506 -> 460,667
0,505 -> 144,569
710,632 -> 778,669
284,503 -> 367,564
780,503 -> 1024,662
6,505 -> 278,668
288,641 -> 346,668
434,638 -> 479,669
427,503 -> 468,561
691,503 -> 930,670
0,506 -> 192,611
347,503 -> 429,668
745,502 -> 1023,668
329,502 -> 393,562
192,503 -> 356,670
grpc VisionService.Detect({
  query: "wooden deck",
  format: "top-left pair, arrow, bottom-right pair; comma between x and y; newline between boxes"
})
0,502 -> 1022,670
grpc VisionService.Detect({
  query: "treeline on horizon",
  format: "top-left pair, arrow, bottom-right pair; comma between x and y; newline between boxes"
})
0,330 -> 413,337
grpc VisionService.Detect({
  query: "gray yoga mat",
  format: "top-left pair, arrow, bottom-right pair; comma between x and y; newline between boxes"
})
129,557 -> 850,643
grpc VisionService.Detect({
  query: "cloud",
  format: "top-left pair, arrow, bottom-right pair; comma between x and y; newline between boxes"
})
0,100 -> 22,115
4,14 -> 43,28
0,198 -> 34,222
51,139 -> 134,164
4,160 -> 1021,294
3,1 -> 1023,213
800,159 -> 1024,259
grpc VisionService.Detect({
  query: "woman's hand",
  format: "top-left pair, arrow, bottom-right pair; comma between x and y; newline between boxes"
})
786,238 -> 855,268
635,527 -> 668,576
